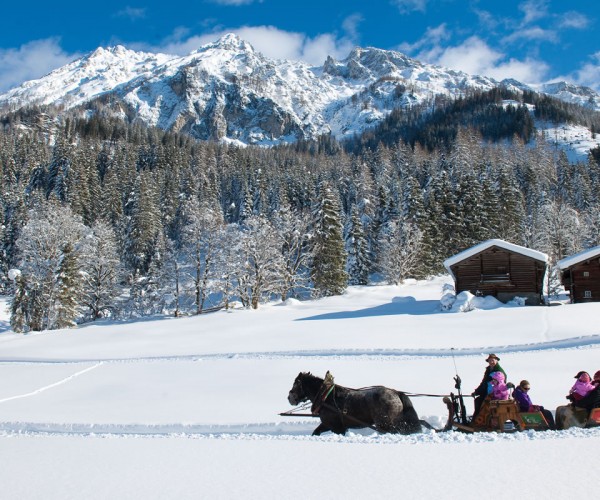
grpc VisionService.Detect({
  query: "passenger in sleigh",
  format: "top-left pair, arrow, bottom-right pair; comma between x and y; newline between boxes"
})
490,371 -> 509,400
556,370 -> 600,430
513,380 -> 556,430
567,371 -> 595,402
472,353 -> 507,417
572,370 -> 600,412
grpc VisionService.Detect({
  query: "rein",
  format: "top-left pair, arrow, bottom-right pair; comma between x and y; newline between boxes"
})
402,391 -> 463,398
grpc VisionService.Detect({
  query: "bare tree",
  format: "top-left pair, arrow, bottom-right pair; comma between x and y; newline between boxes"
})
235,215 -> 285,309
378,218 -> 423,285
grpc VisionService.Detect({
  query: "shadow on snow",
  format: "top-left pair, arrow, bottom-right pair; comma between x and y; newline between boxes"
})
296,296 -> 440,321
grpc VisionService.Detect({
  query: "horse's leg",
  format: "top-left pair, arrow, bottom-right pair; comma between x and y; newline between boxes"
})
312,423 -> 329,436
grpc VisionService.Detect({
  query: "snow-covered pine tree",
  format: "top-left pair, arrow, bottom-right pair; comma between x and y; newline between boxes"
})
14,201 -> 88,330
46,133 -> 72,203
272,203 -> 311,301
122,173 -> 162,275
533,199 -> 583,261
80,220 -> 123,321
54,242 -> 82,329
310,181 -> 348,297
161,237 -> 183,317
345,205 -> 370,285
9,271 -> 29,333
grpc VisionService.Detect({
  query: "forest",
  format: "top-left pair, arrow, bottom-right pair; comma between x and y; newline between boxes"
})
1,89 -> 600,332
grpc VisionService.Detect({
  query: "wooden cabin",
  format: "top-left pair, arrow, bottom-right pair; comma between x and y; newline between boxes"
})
444,239 -> 548,305
557,246 -> 600,303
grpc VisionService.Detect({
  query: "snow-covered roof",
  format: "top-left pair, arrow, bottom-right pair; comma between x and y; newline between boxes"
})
557,246 -> 600,270
443,239 -> 549,279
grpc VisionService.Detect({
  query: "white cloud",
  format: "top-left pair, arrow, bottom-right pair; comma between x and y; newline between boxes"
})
146,25 -> 356,65
210,0 -> 263,5
0,39 -> 80,93
342,14 -> 363,42
412,35 -> 549,84
502,26 -> 558,44
391,0 -> 427,14
558,11 -> 590,30
397,23 -> 450,53
115,6 -> 146,20
519,0 -> 549,25
571,52 -> 600,91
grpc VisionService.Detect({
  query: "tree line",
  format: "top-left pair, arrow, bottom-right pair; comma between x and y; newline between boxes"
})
1,104 -> 600,331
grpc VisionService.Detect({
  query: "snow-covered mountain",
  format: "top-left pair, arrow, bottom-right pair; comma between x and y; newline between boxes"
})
0,45 -> 173,110
1,33 -> 599,146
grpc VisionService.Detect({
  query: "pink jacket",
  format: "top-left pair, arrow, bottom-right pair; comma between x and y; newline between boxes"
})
490,371 -> 509,400
570,379 -> 595,398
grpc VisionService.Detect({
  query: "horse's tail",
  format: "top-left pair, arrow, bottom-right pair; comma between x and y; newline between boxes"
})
397,390 -> 445,433
393,390 -> 422,434
395,390 -> 415,410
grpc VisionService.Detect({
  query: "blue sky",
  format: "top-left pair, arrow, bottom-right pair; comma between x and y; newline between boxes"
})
1,0 -> 599,92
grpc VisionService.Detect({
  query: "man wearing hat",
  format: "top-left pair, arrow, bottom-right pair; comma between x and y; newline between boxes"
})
471,354 -> 508,418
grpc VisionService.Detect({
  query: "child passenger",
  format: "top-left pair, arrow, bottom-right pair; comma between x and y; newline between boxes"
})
569,371 -> 595,401
490,371 -> 509,400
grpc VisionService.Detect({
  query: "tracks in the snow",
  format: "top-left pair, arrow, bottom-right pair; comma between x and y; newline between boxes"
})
1,334 -> 599,365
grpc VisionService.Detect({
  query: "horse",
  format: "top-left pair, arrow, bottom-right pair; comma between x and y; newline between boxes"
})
287,371 -> 423,436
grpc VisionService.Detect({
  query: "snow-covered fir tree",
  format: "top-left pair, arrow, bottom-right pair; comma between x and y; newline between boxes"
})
12,201 -> 88,330
311,181 -> 348,297
80,220 -> 123,320
345,205 -> 370,285
54,242 -> 82,329
272,204 -> 311,301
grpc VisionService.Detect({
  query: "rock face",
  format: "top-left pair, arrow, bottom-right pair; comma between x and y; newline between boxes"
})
1,33 -> 599,145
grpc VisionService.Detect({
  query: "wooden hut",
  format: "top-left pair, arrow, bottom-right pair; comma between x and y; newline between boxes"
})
444,239 -> 548,305
557,246 -> 600,303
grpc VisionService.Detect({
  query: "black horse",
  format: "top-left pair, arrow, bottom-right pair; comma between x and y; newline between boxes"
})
287,372 -> 422,436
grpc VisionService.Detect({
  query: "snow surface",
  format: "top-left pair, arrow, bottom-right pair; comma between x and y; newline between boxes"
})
1,276 -> 599,499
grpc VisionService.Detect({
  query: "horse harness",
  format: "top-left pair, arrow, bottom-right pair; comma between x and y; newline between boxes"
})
311,371 -> 338,415
310,372 -> 378,431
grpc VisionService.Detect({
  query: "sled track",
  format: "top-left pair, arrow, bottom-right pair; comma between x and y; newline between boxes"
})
1,335 -> 599,365
1,421 -> 600,444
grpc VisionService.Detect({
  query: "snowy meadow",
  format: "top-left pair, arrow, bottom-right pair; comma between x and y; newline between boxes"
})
1,276 -> 599,499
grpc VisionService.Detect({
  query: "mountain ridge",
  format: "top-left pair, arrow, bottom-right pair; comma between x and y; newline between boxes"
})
1,33 -> 599,147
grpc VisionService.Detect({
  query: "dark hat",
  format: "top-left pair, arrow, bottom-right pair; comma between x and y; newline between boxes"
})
574,371 -> 590,379
485,354 -> 500,362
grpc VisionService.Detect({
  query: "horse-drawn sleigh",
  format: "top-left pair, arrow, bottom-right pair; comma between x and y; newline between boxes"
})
282,371 -> 600,436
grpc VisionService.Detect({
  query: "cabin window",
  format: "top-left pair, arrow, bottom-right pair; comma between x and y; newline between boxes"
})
584,271 -> 590,278
584,291 -> 592,299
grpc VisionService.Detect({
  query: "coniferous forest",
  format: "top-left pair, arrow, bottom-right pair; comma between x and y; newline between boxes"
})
2,90 -> 600,332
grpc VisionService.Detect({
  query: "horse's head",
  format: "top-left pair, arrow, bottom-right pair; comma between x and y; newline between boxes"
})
288,372 -> 310,406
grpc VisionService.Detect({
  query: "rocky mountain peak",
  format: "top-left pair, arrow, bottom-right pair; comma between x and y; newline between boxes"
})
194,33 -> 256,55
